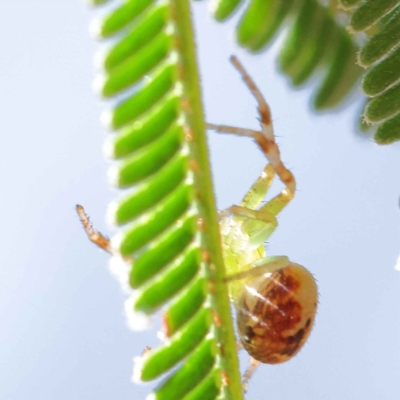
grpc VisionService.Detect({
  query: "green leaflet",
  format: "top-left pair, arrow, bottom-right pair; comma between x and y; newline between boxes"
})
313,32 -> 360,110
96,0 -> 155,37
107,64 -> 175,129
375,112 -> 400,144
348,0 -> 400,143
101,33 -> 172,97
116,123 -> 184,187
277,0 -> 360,108
349,0 -> 399,32
108,95 -> 179,159
133,245 -> 200,312
113,155 -> 187,224
237,0 -> 294,52
151,339 -> 216,400
164,278 -> 206,336
130,220 -> 196,287
90,0 -> 243,399
88,0 -> 111,6
119,183 -> 192,256
364,83 -> 400,123
362,46 -> 400,96
358,6 -> 400,67
282,7 -> 335,86
212,0 -> 243,21
139,307 -> 211,380
183,371 -> 221,400
104,5 -> 169,72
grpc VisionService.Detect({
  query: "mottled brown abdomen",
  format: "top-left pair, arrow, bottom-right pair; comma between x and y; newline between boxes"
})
236,263 -> 318,364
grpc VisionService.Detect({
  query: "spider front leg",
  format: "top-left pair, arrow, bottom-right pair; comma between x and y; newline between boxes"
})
240,163 -> 275,210
207,56 -> 296,215
76,204 -> 112,254
207,121 -> 294,218
221,204 -> 278,250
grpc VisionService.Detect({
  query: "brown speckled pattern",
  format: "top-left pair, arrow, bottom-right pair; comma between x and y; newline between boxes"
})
237,263 -> 318,364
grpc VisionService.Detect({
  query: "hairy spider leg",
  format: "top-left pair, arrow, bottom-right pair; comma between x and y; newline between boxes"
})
240,163 -> 275,210
224,256 -> 290,284
207,55 -> 296,221
242,357 -> 260,393
218,163 -> 277,252
76,204 -> 112,254
239,164 -> 278,247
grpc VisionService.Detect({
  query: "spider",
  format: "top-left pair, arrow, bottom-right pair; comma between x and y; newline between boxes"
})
76,55 -> 318,391
208,56 -> 318,388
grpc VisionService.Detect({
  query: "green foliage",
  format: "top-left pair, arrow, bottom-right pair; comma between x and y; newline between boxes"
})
349,0 -> 399,32
351,1 -> 400,144
210,0 -> 400,144
211,0 -> 362,111
91,0 -> 243,398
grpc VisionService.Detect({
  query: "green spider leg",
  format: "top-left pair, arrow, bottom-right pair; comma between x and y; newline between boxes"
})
224,256 -> 290,284
208,55 -> 296,250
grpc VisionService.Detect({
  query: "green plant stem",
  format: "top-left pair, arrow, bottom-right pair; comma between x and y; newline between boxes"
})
171,1 -> 243,398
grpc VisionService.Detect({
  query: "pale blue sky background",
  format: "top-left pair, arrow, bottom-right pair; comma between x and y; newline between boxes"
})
0,1 -> 399,399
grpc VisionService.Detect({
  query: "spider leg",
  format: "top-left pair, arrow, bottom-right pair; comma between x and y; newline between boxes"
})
223,205 -> 278,247
241,163 -> 275,210
236,341 -> 262,391
224,256 -> 290,283
207,55 -> 296,217
242,357 -> 261,393
230,56 -> 295,195
76,204 -> 112,254
225,205 -> 278,226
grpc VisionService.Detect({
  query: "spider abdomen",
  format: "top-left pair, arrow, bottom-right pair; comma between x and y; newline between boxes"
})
236,263 -> 318,364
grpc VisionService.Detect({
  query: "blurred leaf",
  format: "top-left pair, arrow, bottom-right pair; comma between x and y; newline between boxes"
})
211,0 -> 363,111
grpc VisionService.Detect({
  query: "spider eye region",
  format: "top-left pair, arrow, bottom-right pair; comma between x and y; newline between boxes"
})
236,263 -> 318,364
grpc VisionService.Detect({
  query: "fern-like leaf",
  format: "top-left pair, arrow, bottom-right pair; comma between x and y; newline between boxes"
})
89,0 -> 243,398
210,0 -> 363,111
348,0 -> 400,144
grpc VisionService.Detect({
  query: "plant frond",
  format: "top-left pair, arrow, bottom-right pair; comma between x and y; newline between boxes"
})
347,0 -> 400,144
210,0 -> 363,111
90,1 -> 243,399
